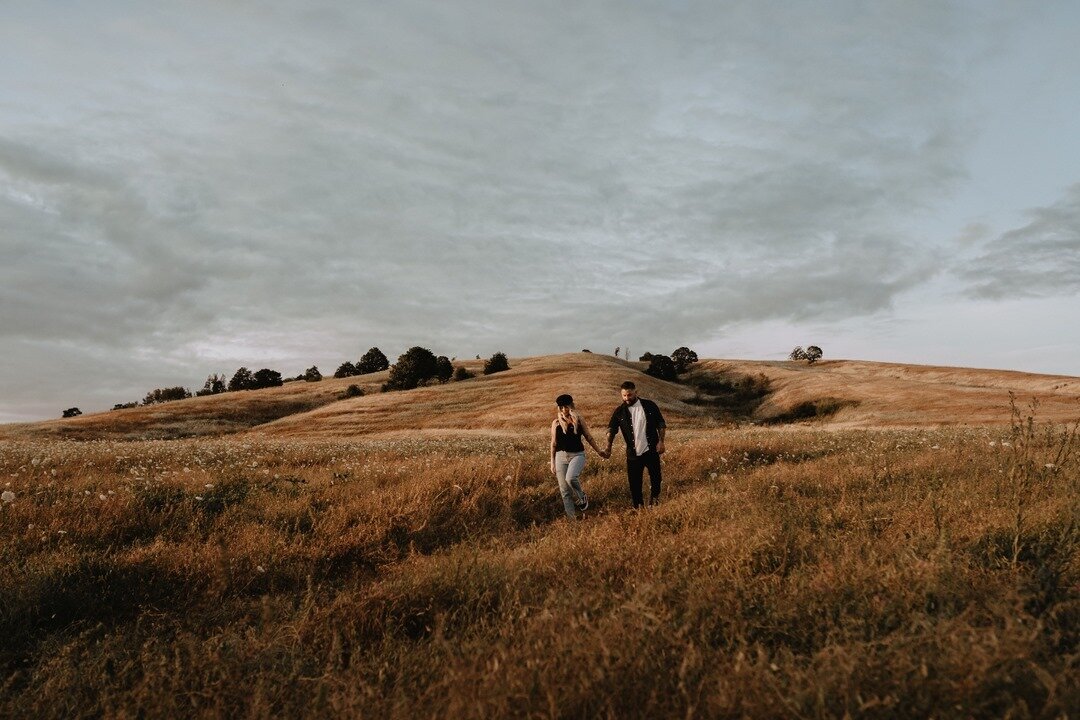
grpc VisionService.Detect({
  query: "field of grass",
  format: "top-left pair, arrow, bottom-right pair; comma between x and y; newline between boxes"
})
2,388 -> 1077,717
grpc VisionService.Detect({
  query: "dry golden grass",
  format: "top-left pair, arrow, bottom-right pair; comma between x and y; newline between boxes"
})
708,358 -> 1080,428
6,352 -> 1076,444
1,355 -> 1078,717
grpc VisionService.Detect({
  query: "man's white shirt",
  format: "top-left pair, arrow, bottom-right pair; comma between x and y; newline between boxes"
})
628,400 -> 650,456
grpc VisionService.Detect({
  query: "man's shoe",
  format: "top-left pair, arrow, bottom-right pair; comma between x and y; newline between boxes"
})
576,491 -> 589,511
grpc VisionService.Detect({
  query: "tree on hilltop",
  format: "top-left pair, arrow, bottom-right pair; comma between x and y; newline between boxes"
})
252,369 -> 284,389
143,386 -> 191,405
435,356 -> 454,383
645,354 -> 678,381
789,346 -> 823,364
229,367 -> 255,391
383,346 -> 440,391
334,361 -> 358,378
196,374 -> 227,396
62,407 -> 82,418
483,352 -> 510,375
357,347 -> 389,374
303,366 -> 323,382
671,347 -> 699,374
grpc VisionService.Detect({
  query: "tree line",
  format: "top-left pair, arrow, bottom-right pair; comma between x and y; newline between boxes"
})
93,347 -> 511,416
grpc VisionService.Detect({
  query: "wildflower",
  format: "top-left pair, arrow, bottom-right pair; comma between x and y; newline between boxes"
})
256,565 -> 266,573
1,490 -> 14,503
195,495 -> 204,501
99,494 -> 107,501
205,483 -> 214,489
709,472 -> 718,480
1045,463 -> 1056,469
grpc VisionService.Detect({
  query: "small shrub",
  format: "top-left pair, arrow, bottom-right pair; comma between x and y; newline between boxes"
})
453,366 -> 475,382
111,402 -> 138,411
61,407 -> 82,418
342,384 -> 364,399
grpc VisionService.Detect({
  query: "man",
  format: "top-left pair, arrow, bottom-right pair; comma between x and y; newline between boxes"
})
603,380 -> 667,508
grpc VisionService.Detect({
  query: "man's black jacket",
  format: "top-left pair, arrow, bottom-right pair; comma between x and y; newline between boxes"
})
608,398 -> 666,457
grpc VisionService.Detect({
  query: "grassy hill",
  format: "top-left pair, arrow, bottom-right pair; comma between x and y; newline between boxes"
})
2,353 -> 1077,442
1,353 -> 1078,717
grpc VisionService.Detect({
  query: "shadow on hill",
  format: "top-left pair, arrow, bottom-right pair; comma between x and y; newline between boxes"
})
758,397 -> 859,425
682,366 -> 773,421
682,365 -> 858,425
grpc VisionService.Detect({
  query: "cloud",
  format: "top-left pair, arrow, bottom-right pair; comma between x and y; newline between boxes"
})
959,183 -> 1080,299
0,1 -> 1022,418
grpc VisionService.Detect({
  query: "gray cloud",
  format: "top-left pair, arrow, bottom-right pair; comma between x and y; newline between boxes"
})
0,0 -> 1061,420
959,183 -> 1080,299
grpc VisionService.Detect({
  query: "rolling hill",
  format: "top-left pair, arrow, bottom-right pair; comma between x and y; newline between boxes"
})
2,353 -> 1077,442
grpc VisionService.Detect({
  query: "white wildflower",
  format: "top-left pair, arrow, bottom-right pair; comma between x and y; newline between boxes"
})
195,495 -> 204,501
1,490 -> 14,503
99,494 -> 108,501
256,565 -> 266,573
205,483 -> 214,489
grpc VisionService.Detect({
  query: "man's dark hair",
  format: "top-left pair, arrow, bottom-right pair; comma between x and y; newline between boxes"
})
620,381 -> 636,390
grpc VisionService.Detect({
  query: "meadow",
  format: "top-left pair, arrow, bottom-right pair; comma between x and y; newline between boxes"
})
2,354 -> 1078,718
1,406 -> 1077,718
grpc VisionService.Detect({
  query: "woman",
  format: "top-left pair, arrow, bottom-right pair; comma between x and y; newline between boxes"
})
549,393 -> 604,519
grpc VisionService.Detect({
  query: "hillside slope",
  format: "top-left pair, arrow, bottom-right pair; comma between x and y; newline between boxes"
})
1,353 -> 1077,441
700,359 -> 1080,427
253,353 -> 698,439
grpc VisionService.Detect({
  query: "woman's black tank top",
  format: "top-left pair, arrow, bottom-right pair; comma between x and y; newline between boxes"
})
555,421 -> 585,453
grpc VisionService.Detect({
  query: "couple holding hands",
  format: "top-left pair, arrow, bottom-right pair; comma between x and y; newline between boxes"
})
548,380 -> 667,519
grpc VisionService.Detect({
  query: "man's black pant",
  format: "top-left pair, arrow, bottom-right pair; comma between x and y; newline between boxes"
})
626,449 -> 662,508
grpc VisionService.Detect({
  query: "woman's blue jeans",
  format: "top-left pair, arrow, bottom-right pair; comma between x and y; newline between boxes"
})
555,450 -> 586,519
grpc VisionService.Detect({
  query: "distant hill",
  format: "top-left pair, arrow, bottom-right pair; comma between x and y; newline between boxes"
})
1,353 -> 1077,442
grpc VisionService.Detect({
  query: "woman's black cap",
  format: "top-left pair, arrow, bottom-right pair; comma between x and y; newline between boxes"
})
555,394 -> 574,406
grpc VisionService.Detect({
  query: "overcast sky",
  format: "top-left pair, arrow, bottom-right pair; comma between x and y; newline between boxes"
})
2,0 -> 1079,422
